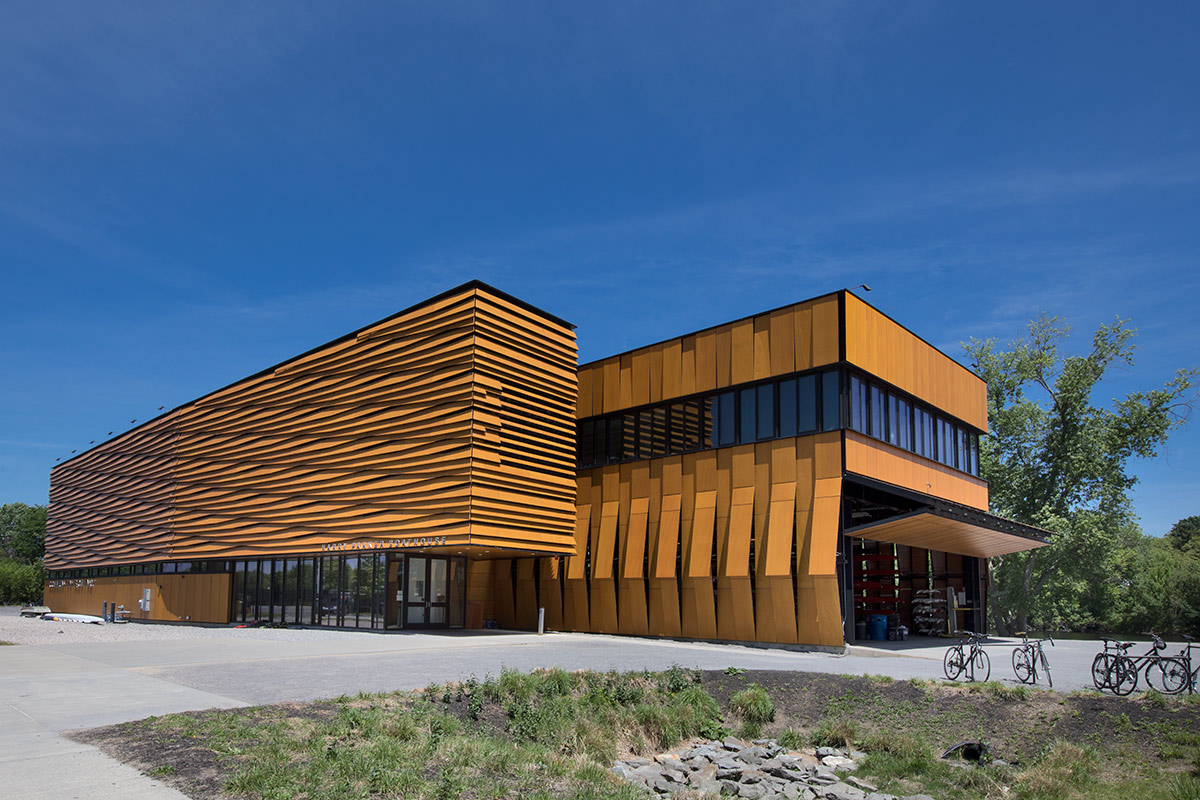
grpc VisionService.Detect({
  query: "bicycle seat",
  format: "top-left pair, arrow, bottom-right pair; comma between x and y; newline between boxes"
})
1116,641 -> 1133,652
1183,634 -> 1195,643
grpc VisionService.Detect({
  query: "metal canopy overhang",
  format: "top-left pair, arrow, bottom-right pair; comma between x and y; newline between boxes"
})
845,503 -> 1051,559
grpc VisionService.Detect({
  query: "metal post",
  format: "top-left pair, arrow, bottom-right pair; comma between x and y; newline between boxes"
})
102,601 -> 108,622
537,607 -> 545,635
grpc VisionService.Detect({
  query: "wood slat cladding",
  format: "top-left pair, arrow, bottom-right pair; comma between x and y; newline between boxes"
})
845,432 -> 988,511
46,284 -> 578,571
522,433 -> 845,648
43,573 -> 231,624
844,293 -> 987,431
579,295 -> 841,416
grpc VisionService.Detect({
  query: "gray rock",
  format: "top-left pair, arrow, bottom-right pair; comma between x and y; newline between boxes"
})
739,768 -> 768,784
610,763 -> 637,781
864,794 -> 898,800
738,784 -> 768,799
725,736 -> 750,751
663,768 -> 688,784
716,758 -> 745,779
626,756 -> 653,768
738,746 -> 769,764
689,764 -> 719,786
821,755 -> 857,771
848,750 -> 868,760
845,776 -> 878,792
810,766 -> 839,785
691,746 -> 725,762
721,779 -> 742,795
819,782 -> 866,800
815,746 -> 841,758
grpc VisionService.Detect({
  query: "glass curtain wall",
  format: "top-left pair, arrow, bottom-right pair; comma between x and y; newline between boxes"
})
230,553 -> 390,629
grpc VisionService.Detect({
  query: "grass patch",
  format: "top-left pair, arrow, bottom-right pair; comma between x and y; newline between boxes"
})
811,719 -> 856,749
963,681 -> 1033,701
729,683 -> 775,739
1012,741 -> 1099,799
0,640 -> 15,646
73,668 -> 1200,800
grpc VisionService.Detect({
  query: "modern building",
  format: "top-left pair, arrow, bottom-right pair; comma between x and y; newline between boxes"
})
44,281 -> 1048,645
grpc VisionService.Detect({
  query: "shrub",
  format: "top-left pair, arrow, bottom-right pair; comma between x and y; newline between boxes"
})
0,558 -> 43,604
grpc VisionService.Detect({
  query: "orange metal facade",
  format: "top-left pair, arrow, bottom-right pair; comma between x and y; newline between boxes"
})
44,285 -> 1043,643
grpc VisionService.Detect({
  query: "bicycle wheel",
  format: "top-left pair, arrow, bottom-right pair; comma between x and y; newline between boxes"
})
1113,657 -> 1139,696
1039,649 -> 1052,689
1091,653 -> 1113,690
944,647 -> 965,680
1146,658 -> 1189,695
971,648 -> 991,682
1012,648 -> 1033,684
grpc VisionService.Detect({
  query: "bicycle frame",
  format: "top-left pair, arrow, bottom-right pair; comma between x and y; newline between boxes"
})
944,631 -> 990,683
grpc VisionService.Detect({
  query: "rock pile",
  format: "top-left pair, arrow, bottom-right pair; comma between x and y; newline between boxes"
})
611,736 -> 935,800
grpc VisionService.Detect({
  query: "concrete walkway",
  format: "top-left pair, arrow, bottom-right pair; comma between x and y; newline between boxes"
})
0,617 -> 1133,799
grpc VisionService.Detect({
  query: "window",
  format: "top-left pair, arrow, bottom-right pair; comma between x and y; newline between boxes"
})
778,378 -> 798,438
756,383 -> 776,440
797,374 -> 818,433
897,397 -> 912,450
738,387 -> 756,443
820,370 -> 840,431
850,375 -> 868,433
869,384 -> 885,439
716,391 -> 736,445
577,420 -> 595,466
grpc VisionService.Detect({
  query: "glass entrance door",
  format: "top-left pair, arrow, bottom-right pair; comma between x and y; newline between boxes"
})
404,556 -> 449,627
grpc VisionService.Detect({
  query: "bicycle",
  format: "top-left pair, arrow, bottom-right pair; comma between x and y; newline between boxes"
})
1011,632 -> 1053,688
1091,635 -> 1188,695
1169,634 -> 1199,694
944,630 -> 991,682
1092,638 -> 1137,695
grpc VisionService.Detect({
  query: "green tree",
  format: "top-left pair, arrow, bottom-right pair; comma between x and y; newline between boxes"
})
0,502 -> 46,564
965,316 -> 1194,634
1165,515 -> 1200,557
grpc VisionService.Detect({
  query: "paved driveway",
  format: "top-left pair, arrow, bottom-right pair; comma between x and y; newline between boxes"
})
0,609 -> 1159,799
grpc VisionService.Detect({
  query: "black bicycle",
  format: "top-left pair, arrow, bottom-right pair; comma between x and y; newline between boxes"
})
1011,632 -> 1053,688
944,630 -> 991,682
1169,634 -> 1199,694
1091,635 -> 1188,695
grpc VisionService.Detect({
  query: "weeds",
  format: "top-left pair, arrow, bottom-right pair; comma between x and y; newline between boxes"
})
964,681 -> 1032,701
811,719 -> 856,749
729,683 -> 776,739
1168,774 -> 1200,800
1015,741 -> 1098,800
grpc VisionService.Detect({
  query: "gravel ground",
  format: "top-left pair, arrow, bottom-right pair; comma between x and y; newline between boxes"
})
0,604 -> 398,646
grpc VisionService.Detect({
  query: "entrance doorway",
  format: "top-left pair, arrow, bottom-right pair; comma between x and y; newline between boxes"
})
385,554 -> 466,629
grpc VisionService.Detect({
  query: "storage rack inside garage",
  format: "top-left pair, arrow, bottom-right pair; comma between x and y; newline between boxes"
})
851,539 -> 901,621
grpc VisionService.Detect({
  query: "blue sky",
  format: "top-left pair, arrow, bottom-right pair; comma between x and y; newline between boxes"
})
2,3 -> 1197,536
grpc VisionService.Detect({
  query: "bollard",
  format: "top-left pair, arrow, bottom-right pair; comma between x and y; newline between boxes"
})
537,607 -> 545,635
102,601 -> 108,621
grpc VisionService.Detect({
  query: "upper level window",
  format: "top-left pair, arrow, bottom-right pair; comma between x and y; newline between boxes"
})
577,366 -> 843,469
844,370 -> 980,478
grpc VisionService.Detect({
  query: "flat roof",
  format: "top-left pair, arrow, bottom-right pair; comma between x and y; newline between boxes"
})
579,288 -> 984,384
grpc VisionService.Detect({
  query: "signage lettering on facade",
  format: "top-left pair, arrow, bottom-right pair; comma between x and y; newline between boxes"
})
47,579 -> 95,589
320,536 -> 449,552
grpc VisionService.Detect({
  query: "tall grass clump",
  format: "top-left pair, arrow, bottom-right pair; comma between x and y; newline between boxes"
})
729,683 -> 775,739
1014,741 -> 1098,800
810,719 -> 856,749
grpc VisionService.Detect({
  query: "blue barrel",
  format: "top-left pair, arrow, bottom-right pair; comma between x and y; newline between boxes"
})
869,614 -> 888,641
